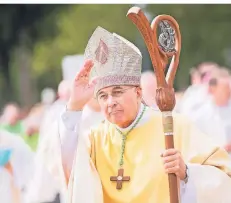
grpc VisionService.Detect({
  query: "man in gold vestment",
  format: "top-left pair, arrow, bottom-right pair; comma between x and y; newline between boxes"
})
58,27 -> 231,203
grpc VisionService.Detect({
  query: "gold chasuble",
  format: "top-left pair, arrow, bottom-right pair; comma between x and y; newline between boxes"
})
67,105 -> 231,203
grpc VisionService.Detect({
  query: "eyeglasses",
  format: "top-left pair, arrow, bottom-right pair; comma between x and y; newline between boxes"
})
96,86 -> 135,102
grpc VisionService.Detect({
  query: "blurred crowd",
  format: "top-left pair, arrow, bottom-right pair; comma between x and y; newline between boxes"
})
1,59 -> 231,203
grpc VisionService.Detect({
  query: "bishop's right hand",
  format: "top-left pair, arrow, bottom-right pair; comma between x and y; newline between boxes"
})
67,60 -> 97,111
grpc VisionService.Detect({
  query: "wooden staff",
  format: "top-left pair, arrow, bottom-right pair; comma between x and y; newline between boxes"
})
127,6 -> 181,203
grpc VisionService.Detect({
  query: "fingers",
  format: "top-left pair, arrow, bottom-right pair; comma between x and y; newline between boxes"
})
161,149 -> 187,179
163,158 -> 180,175
164,159 -> 179,169
161,149 -> 180,172
75,60 -> 94,81
162,154 -> 179,163
164,166 -> 180,174
164,163 -> 186,180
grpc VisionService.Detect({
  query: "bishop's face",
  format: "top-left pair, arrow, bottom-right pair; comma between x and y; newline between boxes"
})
96,85 -> 142,128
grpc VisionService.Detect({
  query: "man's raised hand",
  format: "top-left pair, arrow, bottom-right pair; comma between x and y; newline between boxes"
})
67,60 -> 97,111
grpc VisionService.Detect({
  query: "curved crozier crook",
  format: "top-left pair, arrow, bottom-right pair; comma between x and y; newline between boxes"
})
126,7 -> 167,88
151,15 -> 181,88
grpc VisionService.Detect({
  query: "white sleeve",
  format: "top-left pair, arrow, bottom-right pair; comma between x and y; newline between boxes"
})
180,165 -> 197,203
180,163 -> 231,203
58,108 -> 83,175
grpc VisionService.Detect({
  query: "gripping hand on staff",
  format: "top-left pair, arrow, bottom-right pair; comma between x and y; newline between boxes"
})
161,149 -> 187,181
67,60 -> 97,111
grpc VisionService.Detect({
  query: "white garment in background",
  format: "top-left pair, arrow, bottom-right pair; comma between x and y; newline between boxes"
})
24,99 -> 67,203
32,104 -> 103,202
190,99 -> 231,147
0,130 -> 35,202
0,167 -> 14,203
177,84 -> 209,116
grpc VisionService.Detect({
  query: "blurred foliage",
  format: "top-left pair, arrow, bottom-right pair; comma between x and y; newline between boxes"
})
31,5 -> 137,85
1,4 -> 231,106
0,5 -> 66,106
147,5 -> 231,89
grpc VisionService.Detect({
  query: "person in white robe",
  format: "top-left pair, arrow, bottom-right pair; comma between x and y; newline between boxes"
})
38,80 -> 71,144
24,80 -> 72,203
0,130 -> 35,202
0,148 -> 16,203
25,56 -> 84,203
33,98 -> 103,203
177,62 -> 220,116
0,165 -> 17,203
187,68 -> 231,153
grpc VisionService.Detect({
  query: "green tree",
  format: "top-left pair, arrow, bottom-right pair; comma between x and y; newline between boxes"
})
4,4 -> 231,106
0,5 -> 66,106
31,5 -> 137,93
146,5 -> 231,89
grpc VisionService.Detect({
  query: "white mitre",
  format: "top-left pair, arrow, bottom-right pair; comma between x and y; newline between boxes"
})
84,26 -> 142,94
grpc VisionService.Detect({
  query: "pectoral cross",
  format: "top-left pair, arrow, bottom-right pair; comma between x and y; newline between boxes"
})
110,168 -> 130,190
